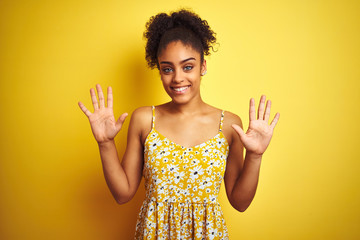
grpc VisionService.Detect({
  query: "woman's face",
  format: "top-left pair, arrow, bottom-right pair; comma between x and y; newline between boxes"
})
157,41 -> 206,105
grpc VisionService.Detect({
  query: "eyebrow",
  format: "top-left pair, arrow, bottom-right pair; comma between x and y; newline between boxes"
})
159,57 -> 196,65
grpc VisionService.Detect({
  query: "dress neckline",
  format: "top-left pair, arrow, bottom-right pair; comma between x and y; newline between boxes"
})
150,128 -> 228,149
147,105 -> 228,149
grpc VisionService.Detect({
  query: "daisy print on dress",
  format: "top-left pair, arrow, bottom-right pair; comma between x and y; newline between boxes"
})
135,106 -> 230,239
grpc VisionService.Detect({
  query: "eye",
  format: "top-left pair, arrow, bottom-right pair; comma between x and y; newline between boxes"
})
184,65 -> 193,71
162,67 -> 173,73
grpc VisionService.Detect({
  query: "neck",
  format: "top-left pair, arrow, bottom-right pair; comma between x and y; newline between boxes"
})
167,96 -> 208,115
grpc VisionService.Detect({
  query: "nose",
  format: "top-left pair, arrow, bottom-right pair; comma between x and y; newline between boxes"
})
172,69 -> 184,83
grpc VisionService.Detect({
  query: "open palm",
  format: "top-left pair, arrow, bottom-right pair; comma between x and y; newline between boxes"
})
232,95 -> 280,156
78,84 -> 128,143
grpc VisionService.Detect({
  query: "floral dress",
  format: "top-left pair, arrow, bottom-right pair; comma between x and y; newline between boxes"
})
135,106 -> 230,239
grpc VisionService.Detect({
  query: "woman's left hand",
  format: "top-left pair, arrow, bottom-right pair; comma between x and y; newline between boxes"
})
232,95 -> 280,156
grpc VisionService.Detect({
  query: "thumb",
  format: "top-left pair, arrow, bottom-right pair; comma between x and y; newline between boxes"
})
115,112 -> 128,130
232,124 -> 247,142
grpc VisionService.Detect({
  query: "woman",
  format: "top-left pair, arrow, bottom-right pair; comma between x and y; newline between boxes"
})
78,9 -> 279,240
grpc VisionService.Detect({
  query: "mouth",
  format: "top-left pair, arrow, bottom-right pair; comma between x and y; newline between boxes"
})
171,86 -> 190,94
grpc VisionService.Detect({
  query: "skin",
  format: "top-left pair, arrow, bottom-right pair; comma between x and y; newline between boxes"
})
78,40 -> 280,212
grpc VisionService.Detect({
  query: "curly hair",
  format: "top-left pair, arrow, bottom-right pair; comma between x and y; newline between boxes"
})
143,9 -> 217,69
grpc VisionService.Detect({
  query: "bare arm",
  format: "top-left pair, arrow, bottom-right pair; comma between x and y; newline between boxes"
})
78,84 -> 145,204
224,95 -> 280,212
225,141 -> 262,212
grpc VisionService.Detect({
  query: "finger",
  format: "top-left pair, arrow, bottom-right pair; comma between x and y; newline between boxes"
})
257,95 -> 266,120
96,84 -> 105,108
264,100 -> 271,122
78,101 -> 92,117
232,124 -> 247,142
115,113 -> 129,131
90,88 -> 99,110
107,86 -> 113,109
270,112 -> 280,129
249,98 -> 256,121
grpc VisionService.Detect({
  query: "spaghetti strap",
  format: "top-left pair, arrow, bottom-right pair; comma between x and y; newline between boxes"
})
219,110 -> 225,132
151,106 -> 155,129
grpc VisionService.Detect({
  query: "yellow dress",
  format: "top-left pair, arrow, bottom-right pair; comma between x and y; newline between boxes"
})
135,106 -> 230,239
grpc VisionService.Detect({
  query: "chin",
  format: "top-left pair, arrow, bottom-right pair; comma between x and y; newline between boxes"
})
171,95 -> 199,105
171,97 -> 190,105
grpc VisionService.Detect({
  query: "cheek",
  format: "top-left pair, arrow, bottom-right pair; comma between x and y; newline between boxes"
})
160,75 -> 170,84
191,72 -> 202,83
160,78 -> 173,93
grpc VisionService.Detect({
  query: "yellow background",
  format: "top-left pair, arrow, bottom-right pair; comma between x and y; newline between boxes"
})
1,0 -> 359,239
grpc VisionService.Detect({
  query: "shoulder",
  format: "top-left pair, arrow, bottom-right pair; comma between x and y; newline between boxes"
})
223,110 -> 242,127
131,106 -> 152,119
128,106 -> 153,142
222,110 -> 243,146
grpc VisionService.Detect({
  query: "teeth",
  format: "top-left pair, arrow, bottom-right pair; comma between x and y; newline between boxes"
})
173,86 -> 188,92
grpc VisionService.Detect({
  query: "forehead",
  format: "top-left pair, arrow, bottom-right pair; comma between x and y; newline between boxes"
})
158,41 -> 201,62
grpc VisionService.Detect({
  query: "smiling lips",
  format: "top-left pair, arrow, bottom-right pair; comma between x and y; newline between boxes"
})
171,86 -> 190,93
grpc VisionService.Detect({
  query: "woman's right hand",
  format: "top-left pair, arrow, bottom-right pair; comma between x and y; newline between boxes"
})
78,84 -> 128,144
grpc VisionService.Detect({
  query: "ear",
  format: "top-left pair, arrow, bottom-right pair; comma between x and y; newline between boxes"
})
201,59 -> 207,76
